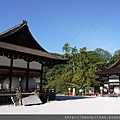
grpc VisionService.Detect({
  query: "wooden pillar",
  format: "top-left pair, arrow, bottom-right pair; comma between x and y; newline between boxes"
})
26,61 -> 29,92
108,82 -> 110,94
19,77 -> 22,105
108,75 -> 110,94
40,64 -> 43,92
9,57 -> 13,91
119,75 -> 120,96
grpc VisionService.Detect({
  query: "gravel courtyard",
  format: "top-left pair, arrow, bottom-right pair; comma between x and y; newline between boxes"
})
0,95 -> 120,114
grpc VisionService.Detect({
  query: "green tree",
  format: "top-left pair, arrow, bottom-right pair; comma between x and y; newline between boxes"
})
71,47 -> 78,72
72,47 -> 100,93
44,44 -> 111,95
62,43 -> 71,58
94,48 -> 112,62
109,49 -> 120,66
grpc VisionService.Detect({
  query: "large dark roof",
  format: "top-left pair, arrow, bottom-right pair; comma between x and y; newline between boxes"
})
0,20 -> 69,65
95,58 -> 120,76
0,20 -> 47,51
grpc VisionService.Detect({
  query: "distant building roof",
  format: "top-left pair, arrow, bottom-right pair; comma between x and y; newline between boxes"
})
95,58 -> 120,76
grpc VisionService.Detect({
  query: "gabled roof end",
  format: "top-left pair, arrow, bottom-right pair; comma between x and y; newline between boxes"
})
0,20 -> 27,37
20,20 -> 27,26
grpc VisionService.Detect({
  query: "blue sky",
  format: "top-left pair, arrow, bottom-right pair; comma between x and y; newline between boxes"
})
0,0 -> 120,54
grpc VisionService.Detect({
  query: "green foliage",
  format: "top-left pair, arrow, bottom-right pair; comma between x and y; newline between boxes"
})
109,49 -> 120,66
62,43 -> 71,58
94,48 -> 112,62
43,43 -> 119,95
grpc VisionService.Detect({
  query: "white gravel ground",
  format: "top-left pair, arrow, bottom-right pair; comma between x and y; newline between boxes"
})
0,96 -> 120,114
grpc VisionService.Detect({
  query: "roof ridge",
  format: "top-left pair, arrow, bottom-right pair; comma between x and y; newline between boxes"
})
0,20 -> 27,36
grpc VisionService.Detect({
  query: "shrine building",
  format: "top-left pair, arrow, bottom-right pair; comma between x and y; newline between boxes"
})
0,20 -> 69,105
95,59 -> 120,95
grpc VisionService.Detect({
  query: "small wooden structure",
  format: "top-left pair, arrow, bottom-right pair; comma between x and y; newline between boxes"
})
0,20 -> 69,105
95,59 -> 120,95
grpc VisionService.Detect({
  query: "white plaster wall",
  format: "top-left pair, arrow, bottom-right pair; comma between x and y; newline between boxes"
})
30,61 -> 41,70
0,56 -> 10,66
13,59 -> 27,68
109,75 -> 119,82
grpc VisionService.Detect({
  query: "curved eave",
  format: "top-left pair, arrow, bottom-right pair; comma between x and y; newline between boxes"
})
108,58 -> 120,69
95,58 -> 120,76
0,41 -> 69,65
95,68 -> 120,76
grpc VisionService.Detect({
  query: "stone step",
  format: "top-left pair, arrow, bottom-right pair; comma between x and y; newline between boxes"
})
22,95 -> 42,106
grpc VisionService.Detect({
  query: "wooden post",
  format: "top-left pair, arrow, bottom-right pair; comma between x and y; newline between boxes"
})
40,64 -> 43,92
108,76 -> 110,94
118,76 -> 120,97
9,57 -> 13,91
26,61 -> 29,92
19,77 -> 22,105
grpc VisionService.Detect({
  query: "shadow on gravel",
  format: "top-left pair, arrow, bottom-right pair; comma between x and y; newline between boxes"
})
55,95 -> 95,101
